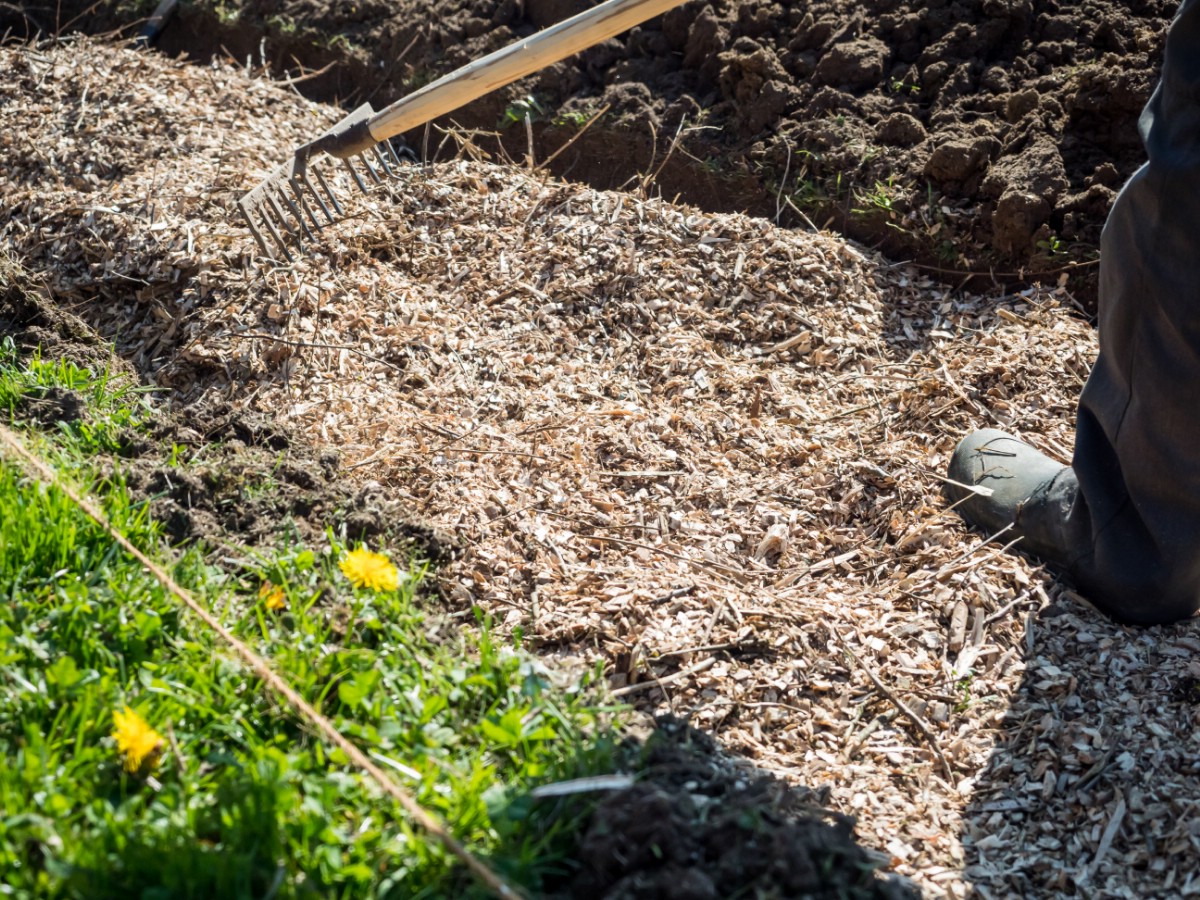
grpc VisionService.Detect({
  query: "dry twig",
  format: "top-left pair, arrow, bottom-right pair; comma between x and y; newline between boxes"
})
832,628 -> 955,783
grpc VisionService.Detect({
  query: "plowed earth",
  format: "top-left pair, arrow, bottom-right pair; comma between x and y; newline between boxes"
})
3,0 -> 1177,305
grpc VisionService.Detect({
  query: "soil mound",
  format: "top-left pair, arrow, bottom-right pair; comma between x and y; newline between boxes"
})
561,718 -> 919,900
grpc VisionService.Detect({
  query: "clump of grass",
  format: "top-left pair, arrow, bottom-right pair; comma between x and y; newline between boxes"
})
0,335 -> 155,455
500,94 -> 545,129
0,345 -> 620,899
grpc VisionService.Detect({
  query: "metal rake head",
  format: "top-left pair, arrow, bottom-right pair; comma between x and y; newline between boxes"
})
237,104 -> 415,262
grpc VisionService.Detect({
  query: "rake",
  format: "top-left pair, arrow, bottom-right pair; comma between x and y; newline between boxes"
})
238,0 -> 691,260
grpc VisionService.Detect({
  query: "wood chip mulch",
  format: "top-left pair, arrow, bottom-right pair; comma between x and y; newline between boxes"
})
4,36 -> 1200,899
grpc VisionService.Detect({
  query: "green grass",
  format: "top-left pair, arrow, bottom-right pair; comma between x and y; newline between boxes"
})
0,337 -> 155,455
851,176 -> 902,219
0,342 -> 620,899
500,95 -> 546,129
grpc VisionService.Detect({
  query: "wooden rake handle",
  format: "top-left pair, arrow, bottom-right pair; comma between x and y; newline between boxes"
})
305,0 -> 691,160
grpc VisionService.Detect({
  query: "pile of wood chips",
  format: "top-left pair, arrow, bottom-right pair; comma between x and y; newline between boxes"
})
6,36 -> 1200,900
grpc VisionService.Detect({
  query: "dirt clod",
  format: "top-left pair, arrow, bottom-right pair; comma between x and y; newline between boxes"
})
14,386 -> 88,429
561,719 -> 919,900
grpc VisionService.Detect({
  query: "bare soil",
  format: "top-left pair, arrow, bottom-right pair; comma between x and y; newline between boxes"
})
3,0 -> 1176,305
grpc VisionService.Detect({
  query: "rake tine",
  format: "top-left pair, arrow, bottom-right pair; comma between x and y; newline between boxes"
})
241,198 -> 294,262
372,144 -> 403,179
269,186 -> 310,253
288,175 -> 325,231
300,170 -> 337,224
262,189 -> 297,238
236,181 -> 295,261
258,207 -> 295,262
238,204 -> 272,257
389,140 -> 418,164
343,157 -> 371,195
276,184 -> 315,243
312,167 -> 344,216
359,151 -> 385,185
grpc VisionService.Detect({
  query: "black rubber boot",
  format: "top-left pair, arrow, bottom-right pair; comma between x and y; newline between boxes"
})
943,0 -> 1200,626
945,430 -> 1082,567
946,425 -> 1192,625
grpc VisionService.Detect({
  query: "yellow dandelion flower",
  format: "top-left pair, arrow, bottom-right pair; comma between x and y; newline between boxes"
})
111,706 -> 164,774
259,582 -> 286,610
339,547 -> 400,592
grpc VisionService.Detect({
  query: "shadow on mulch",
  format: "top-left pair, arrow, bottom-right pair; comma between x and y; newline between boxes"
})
0,260 -> 449,562
960,581 -> 1200,897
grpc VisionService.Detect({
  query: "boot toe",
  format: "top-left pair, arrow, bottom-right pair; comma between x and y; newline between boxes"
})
945,429 -> 1069,539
